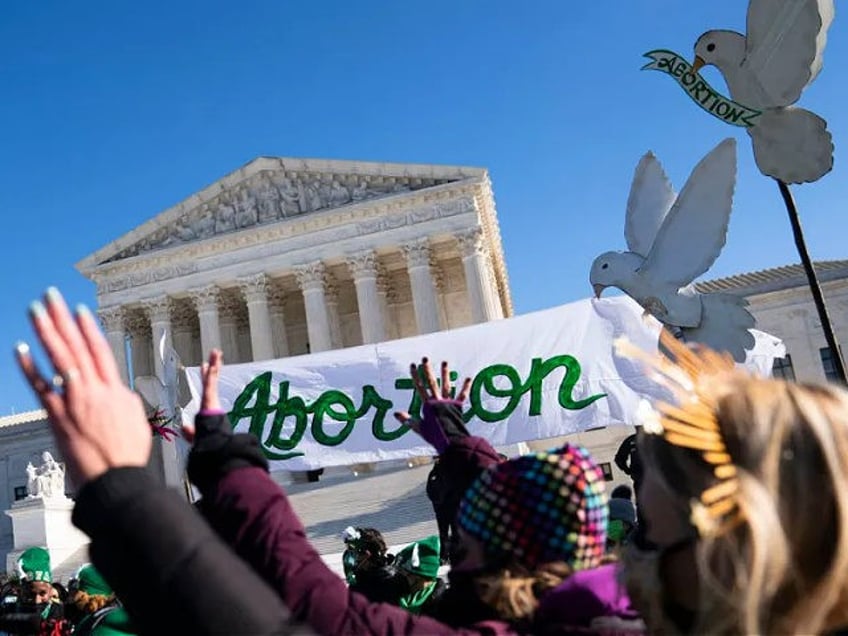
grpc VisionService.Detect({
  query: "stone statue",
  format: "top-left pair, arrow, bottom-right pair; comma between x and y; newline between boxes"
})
235,191 -> 258,228
196,204 -> 216,238
175,216 -> 196,242
215,197 -> 236,234
275,177 -> 302,216
25,452 -> 67,500
328,180 -> 351,207
303,181 -> 324,212
351,179 -> 370,202
256,177 -> 281,223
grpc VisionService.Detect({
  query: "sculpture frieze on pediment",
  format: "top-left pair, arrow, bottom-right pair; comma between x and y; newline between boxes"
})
105,172 -> 453,262
98,262 -> 197,293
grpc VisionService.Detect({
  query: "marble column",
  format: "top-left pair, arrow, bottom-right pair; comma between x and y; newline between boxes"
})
142,295 -> 172,382
325,279 -> 344,349
347,250 -> 387,344
294,261 -> 333,353
219,313 -> 241,363
432,262 -> 450,329
97,306 -> 129,385
190,285 -> 222,357
171,302 -> 200,367
268,288 -> 290,358
456,227 -> 499,323
376,269 -> 397,340
239,274 -> 275,361
401,238 -> 441,334
125,313 -> 153,379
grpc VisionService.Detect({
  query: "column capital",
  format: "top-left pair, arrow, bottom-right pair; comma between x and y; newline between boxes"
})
267,286 -> 288,312
346,250 -> 379,280
97,305 -> 126,332
432,263 -> 446,294
190,285 -> 220,312
401,238 -> 431,269
455,226 -> 486,258
170,301 -> 198,329
294,261 -> 327,292
324,278 -> 340,304
238,273 -> 269,303
123,310 -> 148,337
140,295 -> 172,323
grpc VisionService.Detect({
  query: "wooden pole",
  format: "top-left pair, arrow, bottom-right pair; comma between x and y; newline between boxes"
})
776,179 -> 846,384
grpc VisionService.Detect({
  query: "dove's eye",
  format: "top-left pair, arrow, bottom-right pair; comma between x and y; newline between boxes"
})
706,43 -> 716,52
601,263 -> 609,270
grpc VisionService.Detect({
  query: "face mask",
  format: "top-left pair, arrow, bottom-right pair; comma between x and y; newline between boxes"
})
608,520 -> 628,543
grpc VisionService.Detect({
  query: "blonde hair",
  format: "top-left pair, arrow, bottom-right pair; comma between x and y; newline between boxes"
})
638,376 -> 848,634
72,589 -> 114,614
474,561 -> 572,621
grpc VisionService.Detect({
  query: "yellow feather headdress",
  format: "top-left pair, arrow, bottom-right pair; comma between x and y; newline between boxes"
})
615,330 -> 743,537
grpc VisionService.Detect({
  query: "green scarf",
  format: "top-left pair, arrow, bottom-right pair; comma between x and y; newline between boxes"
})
399,580 -> 437,614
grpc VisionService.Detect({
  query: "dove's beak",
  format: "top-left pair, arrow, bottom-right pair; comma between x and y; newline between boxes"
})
691,56 -> 706,74
593,284 -> 606,299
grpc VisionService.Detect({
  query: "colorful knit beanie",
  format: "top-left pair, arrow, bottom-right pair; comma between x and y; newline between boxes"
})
457,443 -> 608,570
395,535 -> 441,580
16,547 -> 52,583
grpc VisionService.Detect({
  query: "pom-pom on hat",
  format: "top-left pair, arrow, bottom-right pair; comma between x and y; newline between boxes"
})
395,535 -> 441,580
17,547 -> 52,583
457,443 -> 608,571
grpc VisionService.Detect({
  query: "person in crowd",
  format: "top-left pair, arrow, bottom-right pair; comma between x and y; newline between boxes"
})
412,371 -> 504,569
14,287 -> 307,635
340,526 -> 402,604
0,547 -> 71,635
606,497 -> 637,553
66,564 -> 135,636
619,332 -> 848,635
392,535 -> 445,615
609,484 -> 632,501
614,430 -> 655,550
425,458 -> 454,564
184,349 -> 645,634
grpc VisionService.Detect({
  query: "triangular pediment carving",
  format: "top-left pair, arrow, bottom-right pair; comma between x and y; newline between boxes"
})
82,157 -> 484,267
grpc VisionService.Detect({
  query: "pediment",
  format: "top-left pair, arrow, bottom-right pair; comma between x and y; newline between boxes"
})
78,157 -> 485,269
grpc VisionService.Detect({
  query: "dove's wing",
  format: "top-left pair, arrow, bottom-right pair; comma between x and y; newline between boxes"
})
640,139 -> 736,288
743,0 -> 834,108
624,152 -> 676,257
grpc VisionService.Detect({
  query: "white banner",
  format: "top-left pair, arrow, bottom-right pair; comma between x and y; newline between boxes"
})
182,296 -> 782,470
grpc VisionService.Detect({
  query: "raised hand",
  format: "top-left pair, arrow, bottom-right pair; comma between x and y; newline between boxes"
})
14,288 -> 152,488
394,358 -> 471,452
181,349 -> 223,444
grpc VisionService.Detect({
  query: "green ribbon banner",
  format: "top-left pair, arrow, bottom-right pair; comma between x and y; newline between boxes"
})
642,49 -> 761,128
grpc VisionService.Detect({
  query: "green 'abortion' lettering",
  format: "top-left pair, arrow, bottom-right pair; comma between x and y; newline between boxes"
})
228,355 -> 607,460
642,49 -> 761,127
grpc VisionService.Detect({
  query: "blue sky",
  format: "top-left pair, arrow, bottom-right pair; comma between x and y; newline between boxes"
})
2,1 -> 846,414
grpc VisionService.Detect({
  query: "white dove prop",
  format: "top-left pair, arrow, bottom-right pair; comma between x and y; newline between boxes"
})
692,0 -> 835,184
590,138 -> 755,362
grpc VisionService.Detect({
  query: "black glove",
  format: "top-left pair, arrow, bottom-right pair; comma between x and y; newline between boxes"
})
187,413 -> 269,492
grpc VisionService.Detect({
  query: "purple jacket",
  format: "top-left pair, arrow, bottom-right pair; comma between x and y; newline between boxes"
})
535,565 -> 645,635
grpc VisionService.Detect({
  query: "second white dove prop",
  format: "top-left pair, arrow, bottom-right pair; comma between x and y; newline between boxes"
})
590,138 -> 755,362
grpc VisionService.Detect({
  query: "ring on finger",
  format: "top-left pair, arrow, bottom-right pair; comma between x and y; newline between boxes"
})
52,368 -> 80,388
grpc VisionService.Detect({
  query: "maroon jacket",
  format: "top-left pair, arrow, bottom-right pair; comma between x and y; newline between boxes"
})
200,463 -> 514,635
191,413 -> 643,635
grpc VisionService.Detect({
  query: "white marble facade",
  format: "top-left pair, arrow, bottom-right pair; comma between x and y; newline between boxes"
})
695,260 -> 848,383
77,158 -> 512,386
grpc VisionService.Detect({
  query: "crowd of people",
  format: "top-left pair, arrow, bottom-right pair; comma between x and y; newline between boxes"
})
6,286 -> 848,634
0,547 -> 131,635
